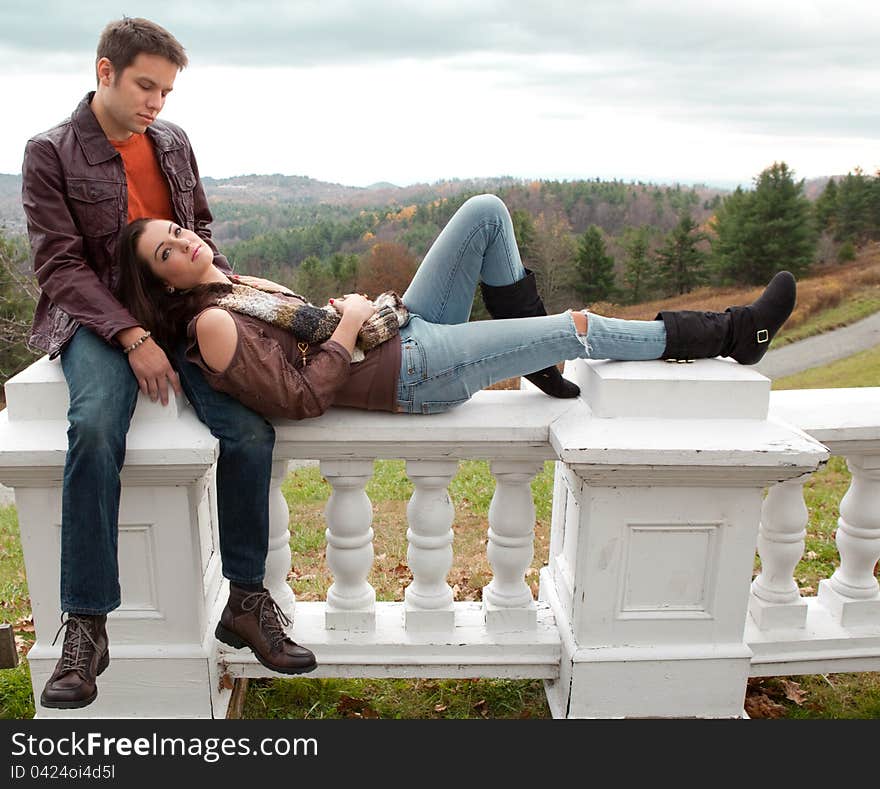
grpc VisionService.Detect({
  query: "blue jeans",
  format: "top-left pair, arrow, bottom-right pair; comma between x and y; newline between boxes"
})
397,194 -> 667,413
59,326 -> 275,614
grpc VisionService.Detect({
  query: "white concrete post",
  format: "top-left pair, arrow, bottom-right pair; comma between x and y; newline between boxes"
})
322,459 -> 377,631
264,459 -> 295,617
818,454 -> 880,626
404,460 -> 458,632
483,460 -> 542,632
749,474 -> 811,629
0,356 -> 226,718
541,358 -> 828,719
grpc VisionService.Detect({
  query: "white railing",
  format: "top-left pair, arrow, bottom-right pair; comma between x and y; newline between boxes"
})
1,354 -> 878,719
748,387 -> 880,675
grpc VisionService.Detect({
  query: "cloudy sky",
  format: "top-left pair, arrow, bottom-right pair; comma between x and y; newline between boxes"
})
0,0 -> 877,188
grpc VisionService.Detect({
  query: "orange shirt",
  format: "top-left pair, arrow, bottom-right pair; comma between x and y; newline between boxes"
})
110,133 -> 174,222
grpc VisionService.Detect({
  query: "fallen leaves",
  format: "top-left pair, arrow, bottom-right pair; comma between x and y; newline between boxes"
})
745,677 -> 808,718
336,694 -> 379,718
781,679 -> 807,705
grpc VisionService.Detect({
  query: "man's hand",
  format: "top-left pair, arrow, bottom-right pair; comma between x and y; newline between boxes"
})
124,335 -> 182,406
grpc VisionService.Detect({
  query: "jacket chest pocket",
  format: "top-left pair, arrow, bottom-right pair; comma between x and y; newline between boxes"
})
65,179 -> 121,237
163,152 -> 197,227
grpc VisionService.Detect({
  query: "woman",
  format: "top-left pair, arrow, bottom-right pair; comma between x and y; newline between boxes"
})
116,194 -> 796,422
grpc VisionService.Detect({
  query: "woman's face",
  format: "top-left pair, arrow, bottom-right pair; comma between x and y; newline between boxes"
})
135,220 -> 215,291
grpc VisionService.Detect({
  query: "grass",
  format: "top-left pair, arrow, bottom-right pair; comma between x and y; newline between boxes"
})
0,504 -> 36,720
772,344 -> 880,390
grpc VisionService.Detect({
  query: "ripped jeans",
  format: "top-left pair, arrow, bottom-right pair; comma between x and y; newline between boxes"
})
396,194 -> 667,414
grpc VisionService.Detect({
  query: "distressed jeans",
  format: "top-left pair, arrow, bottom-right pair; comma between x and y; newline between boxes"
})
59,326 -> 275,614
397,194 -> 667,413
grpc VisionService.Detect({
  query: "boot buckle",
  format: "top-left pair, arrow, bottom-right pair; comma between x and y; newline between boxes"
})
756,329 -> 769,344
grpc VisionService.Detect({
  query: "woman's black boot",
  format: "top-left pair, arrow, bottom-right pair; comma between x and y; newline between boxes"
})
655,271 -> 796,365
480,270 -> 580,398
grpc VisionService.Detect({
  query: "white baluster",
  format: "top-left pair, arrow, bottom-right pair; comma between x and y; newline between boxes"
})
749,475 -> 810,629
483,460 -> 542,632
265,459 -> 295,618
818,454 -> 880,626
322,460 -> 376,631
404,460 -> 458,632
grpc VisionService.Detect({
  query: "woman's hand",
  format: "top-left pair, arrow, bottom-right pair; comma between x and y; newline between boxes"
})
331,294 -> 376,325
328,294 -> 376,355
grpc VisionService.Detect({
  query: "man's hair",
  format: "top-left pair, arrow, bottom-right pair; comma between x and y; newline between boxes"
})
96,16 -> 188,79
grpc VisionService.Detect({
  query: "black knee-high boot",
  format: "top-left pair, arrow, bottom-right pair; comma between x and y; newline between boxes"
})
655,271 -> 796,364
479,269 -> 580,398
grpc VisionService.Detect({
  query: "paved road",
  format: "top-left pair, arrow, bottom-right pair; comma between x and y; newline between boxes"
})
754,310 -> 880,379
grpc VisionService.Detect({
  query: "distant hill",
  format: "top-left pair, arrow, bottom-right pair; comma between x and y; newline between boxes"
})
0,171 -> 842,242
202,173 -> 522,209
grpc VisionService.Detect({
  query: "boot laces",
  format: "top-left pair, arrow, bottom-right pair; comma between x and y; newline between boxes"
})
50,615 -> 100,679
240,591 -> 292,650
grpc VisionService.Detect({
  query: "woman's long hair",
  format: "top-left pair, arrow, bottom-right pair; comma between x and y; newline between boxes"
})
115,218 -> 232,351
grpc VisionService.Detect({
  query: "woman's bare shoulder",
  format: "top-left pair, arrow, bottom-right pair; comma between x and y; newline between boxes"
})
195,308 -> 238,373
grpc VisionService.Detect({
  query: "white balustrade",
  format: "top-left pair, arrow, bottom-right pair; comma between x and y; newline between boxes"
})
749,474 -> 811,629
818,454 -> 880,626
483,460 -> 543,632
5,356 -> 877,719
322,459 -> 377,630
403,460 -> 458,632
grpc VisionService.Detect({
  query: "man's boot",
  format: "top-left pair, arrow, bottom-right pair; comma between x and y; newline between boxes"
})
40,613 -> 109,709
480,269 -> 580,398
655,271 -> 797,365
215,585 -> 317,674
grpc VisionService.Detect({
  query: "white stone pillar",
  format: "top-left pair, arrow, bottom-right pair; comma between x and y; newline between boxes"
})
483,460 -> 542,632
818,454 -> 880,626
264,459 -> 295,617
540,357 -> 828,719
322,459 -> 376,631
404,460 -> 458,632
749,474 -> 811,629
0,356 -> 226,718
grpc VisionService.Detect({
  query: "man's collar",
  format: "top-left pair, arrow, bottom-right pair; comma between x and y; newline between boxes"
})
71,92 -> 117,165
71,91 -> 180,163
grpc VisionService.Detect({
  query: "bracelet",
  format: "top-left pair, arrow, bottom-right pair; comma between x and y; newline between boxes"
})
123,331 -> 151,354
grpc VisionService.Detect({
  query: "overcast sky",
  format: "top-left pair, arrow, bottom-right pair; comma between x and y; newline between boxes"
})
1,0 -> 877,188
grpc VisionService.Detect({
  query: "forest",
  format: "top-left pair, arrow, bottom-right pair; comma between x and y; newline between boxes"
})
2,163 -> 880,390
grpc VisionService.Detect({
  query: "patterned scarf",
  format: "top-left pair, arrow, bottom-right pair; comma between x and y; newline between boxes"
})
216,277 -> 409,361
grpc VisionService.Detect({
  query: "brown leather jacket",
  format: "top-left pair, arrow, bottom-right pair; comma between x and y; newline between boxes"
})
184,307 -> 401,420
21,92 -> 231,356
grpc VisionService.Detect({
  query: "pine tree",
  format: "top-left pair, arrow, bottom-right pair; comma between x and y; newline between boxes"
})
621,226 -> 655,304
655,214 -> 709,295
814,178 -> 838,235
713,162 -> 816,284
835,169 -> 872,244
572,225 -> 616,304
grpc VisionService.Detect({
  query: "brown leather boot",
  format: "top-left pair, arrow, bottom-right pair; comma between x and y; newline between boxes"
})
40,614 -> 109,709
215,585 -> 317,674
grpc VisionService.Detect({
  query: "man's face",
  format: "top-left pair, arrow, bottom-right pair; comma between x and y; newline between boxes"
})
96,53 -> 179,139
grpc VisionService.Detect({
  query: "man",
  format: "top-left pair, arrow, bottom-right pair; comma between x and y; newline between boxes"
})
22,17 -> 315,710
